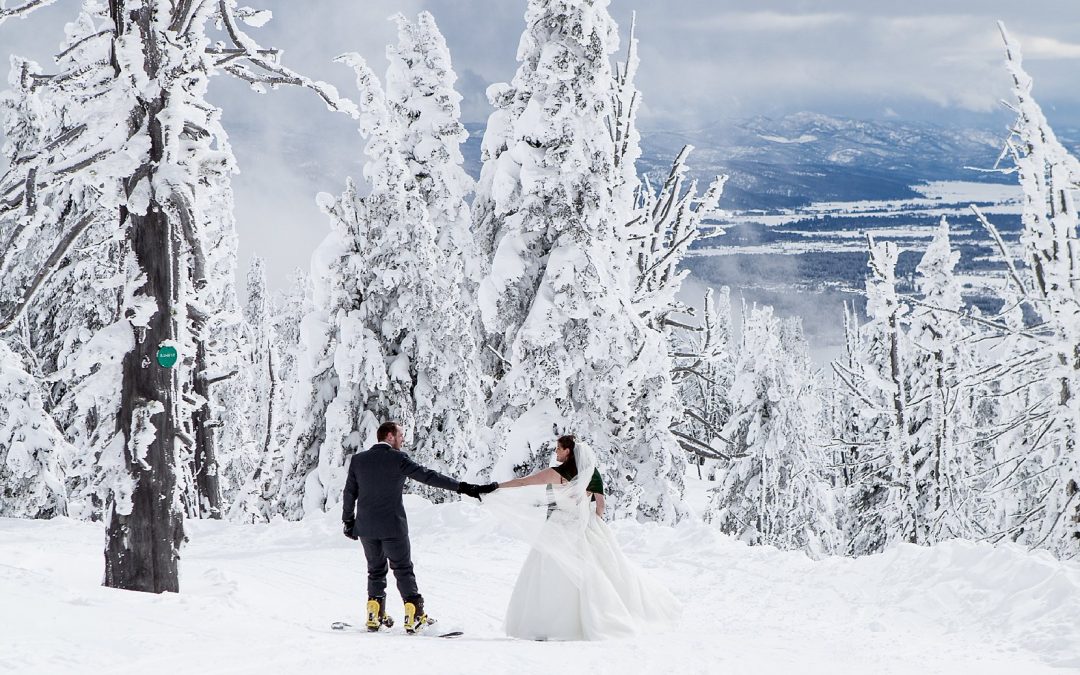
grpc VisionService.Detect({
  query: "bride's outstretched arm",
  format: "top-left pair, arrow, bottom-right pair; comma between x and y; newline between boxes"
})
594,493 -> 605,518
499,468 -> 562,489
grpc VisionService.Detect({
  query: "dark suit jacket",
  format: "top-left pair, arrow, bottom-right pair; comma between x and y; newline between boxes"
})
342,443 -> 460,539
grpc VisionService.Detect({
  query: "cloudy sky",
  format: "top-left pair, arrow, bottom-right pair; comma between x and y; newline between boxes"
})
2,0 -> 1079,292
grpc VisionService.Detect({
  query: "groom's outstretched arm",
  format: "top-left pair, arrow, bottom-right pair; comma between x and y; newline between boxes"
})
398,453 -> 462,493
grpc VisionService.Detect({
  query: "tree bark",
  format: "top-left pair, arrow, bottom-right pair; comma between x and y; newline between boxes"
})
191,338 -> 223,518
103,2 -> 184,593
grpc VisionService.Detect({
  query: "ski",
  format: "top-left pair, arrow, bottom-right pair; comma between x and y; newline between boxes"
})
329,621 -> 463,639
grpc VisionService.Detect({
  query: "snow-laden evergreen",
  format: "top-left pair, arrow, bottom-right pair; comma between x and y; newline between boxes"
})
627,147 -> 725,500
385,12 -> 490,490
0,339 -> 70,518
285,62 -> 422,517
604,18 -> 727,521
0,36 -> 127,520
905,218 -> 977,542
991,24 -> 1080,554
474,0 -> 692,520
610,34 -> 726,519
0,0 -> 356,592
286,38 -> 487,515
841,239 -> 917,554
673,287 -> 735,481
707,307 -> 838,556
227,255 -> 282,522
271,268 -> 311,448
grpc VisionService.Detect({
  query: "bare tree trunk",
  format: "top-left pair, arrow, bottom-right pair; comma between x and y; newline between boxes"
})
888,308 -> 918,545
263,345 -> 277,458
103,3 -> 184,593
191,339 -> 222,518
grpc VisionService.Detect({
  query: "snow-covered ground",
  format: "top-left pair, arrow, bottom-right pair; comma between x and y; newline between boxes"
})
3,493 -> 1079,674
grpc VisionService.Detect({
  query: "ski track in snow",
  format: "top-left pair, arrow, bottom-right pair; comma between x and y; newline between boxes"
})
2,494 -> 1079,675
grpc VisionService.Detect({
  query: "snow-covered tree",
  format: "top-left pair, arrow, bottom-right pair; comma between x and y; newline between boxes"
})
226,254 -> 280,521
993,24 -> 1080,555
474,1 -> 695,521
0,0 -> 59,25
965,283 -> 1048,544
608,23 -> 726,521
708,307 -> 838,556
831,239 -> 915,555
0,339 -> 70,518
0,47 -> 126,521
286,50 -> 484,516
672,287 -> 735,479
906,218 -> 977,541
628,148 -> 727,458
271,268 -> 310,439
384,12 -> 490,491
0,0 -> 355,592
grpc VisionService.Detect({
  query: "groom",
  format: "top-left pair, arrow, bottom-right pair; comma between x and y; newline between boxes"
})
341,421 -> 497,633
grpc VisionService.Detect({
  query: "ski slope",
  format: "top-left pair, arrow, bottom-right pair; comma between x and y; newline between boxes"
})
2,494 -> 1079,674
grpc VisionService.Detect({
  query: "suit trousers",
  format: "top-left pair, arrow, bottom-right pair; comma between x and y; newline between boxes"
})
360,536 -> 419,601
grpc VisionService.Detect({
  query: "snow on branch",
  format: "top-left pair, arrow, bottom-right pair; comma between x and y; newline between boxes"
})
0,0 -> 59,26
216,0 -> 357,117
0,211 -> 96,333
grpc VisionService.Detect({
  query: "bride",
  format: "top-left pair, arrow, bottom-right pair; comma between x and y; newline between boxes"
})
490,434 -> 680,641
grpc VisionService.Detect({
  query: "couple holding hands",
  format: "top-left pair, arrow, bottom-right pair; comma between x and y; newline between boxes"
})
341,421 -> 678,641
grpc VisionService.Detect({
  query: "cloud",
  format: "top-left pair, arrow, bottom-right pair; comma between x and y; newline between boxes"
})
674,11 -> 854,33
1016,34 -> 1080,60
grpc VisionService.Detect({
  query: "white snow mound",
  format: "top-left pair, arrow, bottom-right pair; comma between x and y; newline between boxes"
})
2,497 -> 1078,674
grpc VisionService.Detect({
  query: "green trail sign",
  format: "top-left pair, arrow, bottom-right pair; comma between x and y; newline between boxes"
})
156,344 -> 178,368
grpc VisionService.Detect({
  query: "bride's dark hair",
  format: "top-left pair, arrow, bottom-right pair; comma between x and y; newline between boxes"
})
557,434 -> 576,459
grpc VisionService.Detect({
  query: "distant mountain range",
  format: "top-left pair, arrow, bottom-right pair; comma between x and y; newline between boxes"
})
464,113 -> 1080,210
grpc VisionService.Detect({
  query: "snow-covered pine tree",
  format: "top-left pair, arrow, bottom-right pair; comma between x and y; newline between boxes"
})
971,282 -> 1052,545
0,339 -> 70,518
228,254 -> 280,522
866,238 -> 919,549
832,239 -> 916,555
0,45 -> 126,521
828,302 -> 869,544
906,217 -> 976,541
0,0 -> 355,591
287,54 -> 462,516
384,12 -> 490,491
606,20 -> 725,521
672,287 -> 736,480
173,41 -> 257,521
271,268 -> 311,451
707,307 -> 837,556
473,0 -> 684,518
247,268 -> 310,520
994,24 -> 1080,555
629,146 -> 726,484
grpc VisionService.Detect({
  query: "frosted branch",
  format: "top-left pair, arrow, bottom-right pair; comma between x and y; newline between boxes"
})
0,0 -> 59,26
216,0 -> 358,117
672,429 -> 741,461
0,210 -> 97,333
970,205 -> 1027,296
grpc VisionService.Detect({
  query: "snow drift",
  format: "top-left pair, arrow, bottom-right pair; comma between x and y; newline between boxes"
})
2,496 -> 1078,674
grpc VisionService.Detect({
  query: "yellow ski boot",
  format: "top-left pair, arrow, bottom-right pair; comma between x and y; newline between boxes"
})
403,596 -> 434,634
366,597 -> 393,632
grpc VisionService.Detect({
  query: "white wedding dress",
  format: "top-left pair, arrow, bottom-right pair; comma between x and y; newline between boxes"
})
491,444 -> 681,641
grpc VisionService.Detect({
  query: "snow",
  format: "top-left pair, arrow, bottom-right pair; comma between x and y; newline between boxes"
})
2,496 -> 1078,674
238,9 -> 272,28
758,133 -> 818,144
723,180 -> 1023,230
